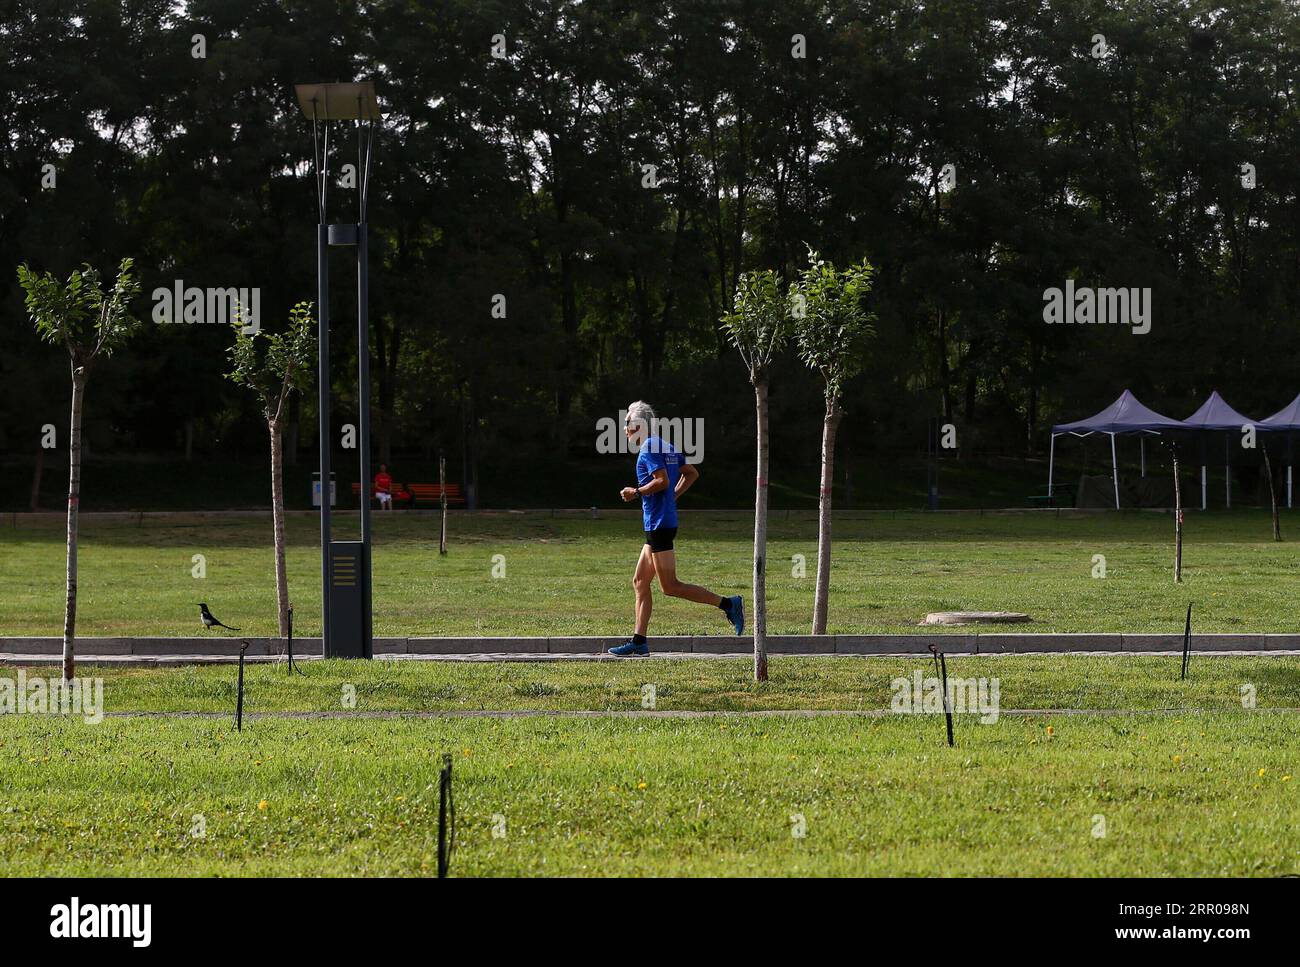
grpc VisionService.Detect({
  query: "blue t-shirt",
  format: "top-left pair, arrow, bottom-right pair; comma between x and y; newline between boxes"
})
636,436 -> 681,531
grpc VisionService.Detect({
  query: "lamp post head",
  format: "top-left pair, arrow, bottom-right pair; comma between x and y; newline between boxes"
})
294,81 -> 381,121
295,81 -> 380,225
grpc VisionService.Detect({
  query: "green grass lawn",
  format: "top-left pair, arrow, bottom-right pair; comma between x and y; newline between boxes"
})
33,654 -> 1300,714
2,509 -> 1299,637
3,710 -> 1296,876
3,655 -> 1298,875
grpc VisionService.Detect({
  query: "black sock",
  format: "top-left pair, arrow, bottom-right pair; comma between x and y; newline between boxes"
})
718,597 -> 730,612
633,633 -> 647,645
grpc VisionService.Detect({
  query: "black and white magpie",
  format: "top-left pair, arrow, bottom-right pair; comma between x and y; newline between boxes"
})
197,603 -> 240,631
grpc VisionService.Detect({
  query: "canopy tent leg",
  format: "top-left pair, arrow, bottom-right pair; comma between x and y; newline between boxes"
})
1289,465 -> 1293,509
1201,466 -> 1207,511
1110,433 -> 1120,509
1140,437 -> 1146,477
1225,435 -> 1231,508
1047,434 -> 1056,497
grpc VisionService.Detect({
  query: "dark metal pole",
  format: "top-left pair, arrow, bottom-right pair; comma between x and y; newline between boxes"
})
928,643 -> 954,747
358,221 -> 373,658
318,223 -> 332,655
235,640 -> 249,731
437,752 -> 453,878
938,651 -> 954,747
286,603 -> 303,675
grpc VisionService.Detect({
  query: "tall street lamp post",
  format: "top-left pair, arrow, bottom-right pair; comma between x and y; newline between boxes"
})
294,81 -> 380,658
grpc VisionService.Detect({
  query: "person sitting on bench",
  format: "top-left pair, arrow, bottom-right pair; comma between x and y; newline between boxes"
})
373,464 -> 395,510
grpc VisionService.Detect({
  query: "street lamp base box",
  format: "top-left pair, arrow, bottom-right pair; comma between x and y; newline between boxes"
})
327,540 -> 371,658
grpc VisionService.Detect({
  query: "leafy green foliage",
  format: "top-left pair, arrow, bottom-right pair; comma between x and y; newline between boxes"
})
16,259 -> 141,368
720,269 -> 790,380
225,301 -> 316,421
792,248 -> 877,401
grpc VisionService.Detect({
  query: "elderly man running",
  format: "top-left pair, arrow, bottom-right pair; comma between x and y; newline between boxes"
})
609,400 -> 743,657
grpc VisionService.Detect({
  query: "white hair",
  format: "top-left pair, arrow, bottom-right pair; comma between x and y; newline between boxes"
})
626,400 -> 656,434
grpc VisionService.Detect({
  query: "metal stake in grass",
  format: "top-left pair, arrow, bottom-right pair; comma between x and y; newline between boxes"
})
235,639 -> 250,731
928,643 -> 955,747
439,453 -> 449,556
285,604 -> 304,675
286,604 -> 295,674
1181,603 -> 1193,681
437,752 -> 456,877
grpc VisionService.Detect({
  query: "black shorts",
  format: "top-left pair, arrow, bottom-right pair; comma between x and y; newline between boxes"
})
644,526 -> 678,553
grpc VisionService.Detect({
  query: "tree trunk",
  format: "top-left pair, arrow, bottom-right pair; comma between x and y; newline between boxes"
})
63,370 -> 86,681
752,377 -> 770,682
812,396 -> 842,635
269,418 -> 290,636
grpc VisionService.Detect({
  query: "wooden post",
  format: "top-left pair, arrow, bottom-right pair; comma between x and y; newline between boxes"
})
439,454 -> 448,555
1264,443 -> 1282,542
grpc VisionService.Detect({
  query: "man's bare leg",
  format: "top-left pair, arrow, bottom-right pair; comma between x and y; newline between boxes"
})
633,543 -> 655,635
650,550 -> 724,606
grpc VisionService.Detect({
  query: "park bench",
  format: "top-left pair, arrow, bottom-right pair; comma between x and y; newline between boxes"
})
408,483 -> 465,507
1027,484 -> 1075,508
351,481 -> 464,508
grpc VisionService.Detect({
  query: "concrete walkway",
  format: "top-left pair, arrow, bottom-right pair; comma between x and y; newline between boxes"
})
3,649 -> 1299,666
4,632 -> 1300,665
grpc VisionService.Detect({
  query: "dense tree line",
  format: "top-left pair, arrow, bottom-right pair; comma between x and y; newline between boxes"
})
2,0 -> 1298,503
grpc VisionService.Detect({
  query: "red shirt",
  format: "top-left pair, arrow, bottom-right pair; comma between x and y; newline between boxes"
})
374,472 -> 392,494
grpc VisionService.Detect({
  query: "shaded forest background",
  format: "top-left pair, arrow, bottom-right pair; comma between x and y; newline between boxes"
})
2,0 -> 1298,510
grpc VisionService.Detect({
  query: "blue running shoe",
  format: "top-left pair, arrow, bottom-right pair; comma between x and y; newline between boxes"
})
608,640 -> 650,657
724,595 -> 745,635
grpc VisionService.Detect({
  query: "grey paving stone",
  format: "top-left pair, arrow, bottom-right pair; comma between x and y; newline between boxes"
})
768,636 -> 834,654
0,638 -> 66,655
1120,633 -> 1266,651
984,634 -> 1123,653
1260,634 -> 1300,651
131,637 -> 262,656
544,636 -> 677,654
836,634 -> 973,654
691,636 -> 751,654
406,637 -> 538,654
